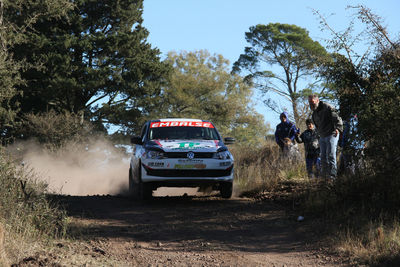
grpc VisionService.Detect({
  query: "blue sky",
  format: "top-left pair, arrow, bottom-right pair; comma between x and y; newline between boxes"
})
142,0 -> 399,130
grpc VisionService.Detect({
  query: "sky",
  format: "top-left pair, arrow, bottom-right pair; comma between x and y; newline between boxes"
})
142,0 -> 399,130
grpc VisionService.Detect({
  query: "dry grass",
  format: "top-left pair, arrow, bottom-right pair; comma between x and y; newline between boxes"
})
333,221 -> 400,266
231,140 -> 400,265
231,140 -> 307,197
0,222 -> 9,266
0,148 -> 68,264
2,137 -> 399,266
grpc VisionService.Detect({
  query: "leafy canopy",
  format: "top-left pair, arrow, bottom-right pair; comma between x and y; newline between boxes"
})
0,0 -> 73,143
153,50 -> 270,145
10,0 -> 171,134
317,5 -> 400,215
233,23 -> 329,125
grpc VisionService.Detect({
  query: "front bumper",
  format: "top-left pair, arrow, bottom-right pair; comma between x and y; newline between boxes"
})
140,158 -> 234,184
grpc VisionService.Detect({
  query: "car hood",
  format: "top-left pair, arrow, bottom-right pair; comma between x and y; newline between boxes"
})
146,139 -> 225,152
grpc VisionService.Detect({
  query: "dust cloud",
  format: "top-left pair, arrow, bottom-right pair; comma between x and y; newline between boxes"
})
8,139 -> 228,197
11,139 -> 130,196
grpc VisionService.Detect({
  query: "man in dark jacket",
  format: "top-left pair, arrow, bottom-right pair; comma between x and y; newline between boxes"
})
296,119 -> 320,178
308,94 -> 343,179
274,112 -> 298,151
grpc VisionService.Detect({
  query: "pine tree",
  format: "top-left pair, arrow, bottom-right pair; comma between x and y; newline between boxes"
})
10,0 -> 170,132
0,0 -> 71,142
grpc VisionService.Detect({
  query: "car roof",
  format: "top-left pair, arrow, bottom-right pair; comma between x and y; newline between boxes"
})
149,118 -> 211,123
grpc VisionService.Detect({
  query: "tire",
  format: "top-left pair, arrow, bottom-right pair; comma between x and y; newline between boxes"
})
135,163 -> 152,201
139,181 -> 152,201
128,168 -> 134,197
129,167 -> 140,199
220,182 -> 233,199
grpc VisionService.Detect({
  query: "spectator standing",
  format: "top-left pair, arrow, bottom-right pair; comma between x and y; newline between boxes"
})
308,95 -> 343,179
295,119 -> 320,178
274,112 -> 298,152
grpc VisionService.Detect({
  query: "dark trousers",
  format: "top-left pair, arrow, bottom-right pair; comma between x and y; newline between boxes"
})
306,155 -> 320,178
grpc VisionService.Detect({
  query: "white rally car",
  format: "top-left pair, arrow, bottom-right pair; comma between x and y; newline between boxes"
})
129,118 -> 235,199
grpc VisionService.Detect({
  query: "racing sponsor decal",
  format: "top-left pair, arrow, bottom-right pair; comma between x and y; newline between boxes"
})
153,140 -> 162,147
158,140 -> 217,150
195,164 -> 207,169
179,142 -> 200,149
148,162 -> 164,167
174,164 -> 207,169
177,159 -> 204,163
150,121 -> 214,128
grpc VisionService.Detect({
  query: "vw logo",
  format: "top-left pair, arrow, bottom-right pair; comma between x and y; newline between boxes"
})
187,151 -> 195,159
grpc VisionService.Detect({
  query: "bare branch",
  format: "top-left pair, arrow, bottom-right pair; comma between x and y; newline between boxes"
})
312,8 -> 355,63
352,5 -> 397,50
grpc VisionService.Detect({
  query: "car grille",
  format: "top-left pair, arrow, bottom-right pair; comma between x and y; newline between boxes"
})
164,152 -> 214,158
144,166 -> 233,177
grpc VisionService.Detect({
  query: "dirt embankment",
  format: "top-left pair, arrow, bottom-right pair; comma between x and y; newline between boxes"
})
14,192 -> 350,266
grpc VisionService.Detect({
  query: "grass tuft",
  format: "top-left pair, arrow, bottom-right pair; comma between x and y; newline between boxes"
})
0,147 -> 68,263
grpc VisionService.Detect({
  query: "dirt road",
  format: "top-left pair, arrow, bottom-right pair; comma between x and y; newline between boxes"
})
21,191 -> 345,267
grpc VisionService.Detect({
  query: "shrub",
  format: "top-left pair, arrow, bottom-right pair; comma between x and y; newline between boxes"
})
17,110 -> 95,151
0,148 -> 68,261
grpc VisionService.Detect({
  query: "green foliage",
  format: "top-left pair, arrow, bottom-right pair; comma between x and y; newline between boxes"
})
9,0 -> 171,133
0,0 -> 72,143
153,50 -> 270,145
308,6 -> 400,264
233,23 -> 329,125
319,53 -> 364,120
16,110 -> 94,150
297,44 -> 400,265
318,8 -> 400,213
357,48 -> 400,209
0,48 -> 21,137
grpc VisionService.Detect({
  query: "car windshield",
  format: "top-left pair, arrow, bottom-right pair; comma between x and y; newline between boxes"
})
149,126 -> 220,140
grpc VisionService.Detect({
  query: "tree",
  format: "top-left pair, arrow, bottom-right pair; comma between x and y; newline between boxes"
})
315,5 -> 399,142
232,23 -> 329,126
0,0 -> 72,143
10,0 -> 170,133
316,5 -> 400,213
153,50 -> 270,145
313,5 -> 400,121
19,110 -> 94,150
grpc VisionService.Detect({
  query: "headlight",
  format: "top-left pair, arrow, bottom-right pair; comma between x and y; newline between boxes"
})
215,151 -> 231,160
146,149 -> 165,159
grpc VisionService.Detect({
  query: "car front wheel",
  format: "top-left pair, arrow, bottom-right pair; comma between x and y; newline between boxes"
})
129,167 -> 140,199
139,181 -> 152,200
220,182 -> 233,199
135,163 -> 152,200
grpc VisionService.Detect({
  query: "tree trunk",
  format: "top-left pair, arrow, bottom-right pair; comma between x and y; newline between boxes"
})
291,96 -> 300,126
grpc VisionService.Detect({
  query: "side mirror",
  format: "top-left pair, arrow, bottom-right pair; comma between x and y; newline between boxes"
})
224,137 -> 235,145
130,136 -> 143,145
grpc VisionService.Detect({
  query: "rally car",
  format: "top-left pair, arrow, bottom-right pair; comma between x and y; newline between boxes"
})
129,118 -> 235,199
